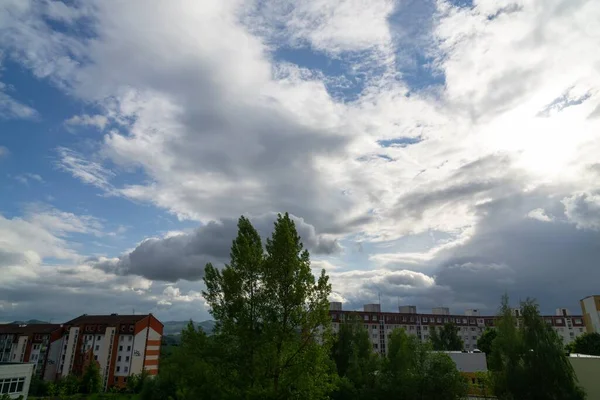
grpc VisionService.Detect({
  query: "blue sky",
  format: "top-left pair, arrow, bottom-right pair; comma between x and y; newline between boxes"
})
1,0 -> 600,323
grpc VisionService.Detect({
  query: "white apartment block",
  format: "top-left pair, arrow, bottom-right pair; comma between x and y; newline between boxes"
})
329,303 -> 586,355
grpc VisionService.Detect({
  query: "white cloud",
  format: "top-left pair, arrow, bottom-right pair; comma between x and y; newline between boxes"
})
562,193 -> 600,231
0,82 -> 38,120
14,173 -> 44,185
64,114 -> 109,131
55,147 -> 115,192
527,208 -> 553,222
1,0 -> 600,314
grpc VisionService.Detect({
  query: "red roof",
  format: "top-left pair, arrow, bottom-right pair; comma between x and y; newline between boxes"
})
0,324 -> 61,335
64,314 -> 149,326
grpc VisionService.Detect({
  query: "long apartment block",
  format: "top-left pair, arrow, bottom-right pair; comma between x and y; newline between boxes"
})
0,313 -> 163,390
329,302 -> 586,355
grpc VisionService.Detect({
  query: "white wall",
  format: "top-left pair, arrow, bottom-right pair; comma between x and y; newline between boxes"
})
0,363 -> 34,400
130,329 -> 147,375
43,336 -> 64,381
114,334 -> 135,376
61,327 -> 79,376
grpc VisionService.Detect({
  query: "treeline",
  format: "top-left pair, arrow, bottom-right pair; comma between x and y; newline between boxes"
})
135,214 -> 586,400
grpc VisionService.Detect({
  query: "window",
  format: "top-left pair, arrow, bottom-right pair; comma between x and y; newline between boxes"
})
471,327 -> 476,331
443,318 -> 448,323
472,336 -> 477,340
423,326 -> 428,331
436,318 -> 441,323
120,336 -> 124,342
95,345 -> 99,351
94,355 -> 98,361
372,325 -> 377,330
97,336 -> 101,341
119,346 -> 123,351
124,366 -> 129,373
409,326 -> 414,331
372,334 -> 378,339
126,356 -> 130,362
579,328 -> 584,333
462,318 -> 467,324
127,346 -> 131,351
363,315 -> 368,321
556,318 -> 563,324
114,377 -> 118,383
373,343 -> 378,350
118,355 -> 122,362
117,366 -> 121,372
422,317 -> 428,323
124,377 -> 128,383
575,319 -> 583,324
465,344 -> 470,349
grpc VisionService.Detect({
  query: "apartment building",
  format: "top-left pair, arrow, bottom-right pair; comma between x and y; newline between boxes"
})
580,295 -> 600,333
329,303 -> 586,355
45,314 -> 163,390
0,324 -> 62,378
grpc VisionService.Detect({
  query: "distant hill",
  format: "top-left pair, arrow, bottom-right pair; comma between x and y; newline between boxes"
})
9,319 -> 50,325
162,320 -> 216,336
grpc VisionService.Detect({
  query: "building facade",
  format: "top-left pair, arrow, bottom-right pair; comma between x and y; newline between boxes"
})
329,303 -> 586,355
0,362 -> 35,400
580,295 -> 600,333
45,314 -> 163,390
1,313 -> 163,391
0,324 -> 61,378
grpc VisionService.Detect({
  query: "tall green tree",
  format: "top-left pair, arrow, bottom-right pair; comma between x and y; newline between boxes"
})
260,213 -> 336,399
81,361 -> 101,394
380,329 -> 467,400
330,314 -> 379,400
203,213 -> 336,399
429,323 -> 464,351
203,216 -> 265,394
567,332 -> 600,356
490,295 -> 585,400
477,328 -> 497,355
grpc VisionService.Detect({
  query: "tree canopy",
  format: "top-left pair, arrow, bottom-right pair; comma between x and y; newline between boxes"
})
489,295 -> 585,400
429,323 -> 464,351
567,332 -> 600,356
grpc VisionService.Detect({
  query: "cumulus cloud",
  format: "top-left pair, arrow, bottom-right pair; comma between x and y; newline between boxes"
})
562,193 -> 600,231
64,114 -> 109,131
1,0 -> 600,317
93,212 -> 341,282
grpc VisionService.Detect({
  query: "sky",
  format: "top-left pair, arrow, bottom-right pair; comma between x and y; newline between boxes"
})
1,0 -> 600,323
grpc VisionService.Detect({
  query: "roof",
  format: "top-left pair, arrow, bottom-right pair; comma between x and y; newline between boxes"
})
64,314 -> 149,326
0,323 -> 61,335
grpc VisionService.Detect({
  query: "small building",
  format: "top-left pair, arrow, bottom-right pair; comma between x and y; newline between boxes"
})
0,362 -> 34,399
580,295 -> 600,333
570,354 -> 600,399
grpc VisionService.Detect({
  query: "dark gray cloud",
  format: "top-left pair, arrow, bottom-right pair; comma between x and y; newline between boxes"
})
93,213 -> 341,282
434,191 -> 600,313
0,250 -> 29,267
562,193 -> 600,231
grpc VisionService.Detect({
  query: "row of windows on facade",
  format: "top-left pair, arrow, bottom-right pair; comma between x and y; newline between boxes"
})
333,314 -> 584,326
85,344 -> 132,353
83,335 -> 133,342
357,324 -> 484,332
0,377 -> 25,395
84,325 -> 135,333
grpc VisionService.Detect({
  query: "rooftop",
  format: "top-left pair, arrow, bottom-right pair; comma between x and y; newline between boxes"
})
64,314 -> 150,326
0,323 -> 61,335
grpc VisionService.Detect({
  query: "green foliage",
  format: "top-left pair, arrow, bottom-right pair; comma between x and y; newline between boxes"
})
477,328 -> 497,355
82,361 -> 102,394
379,329 -> 467,400
29,374 -> 49,397
330,314 -> 380,400
203,213 -> 336,399
489,294 -> 586,400
567,332 -> 600,356
429,323 -> 464,351
126,369 -> 150,394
